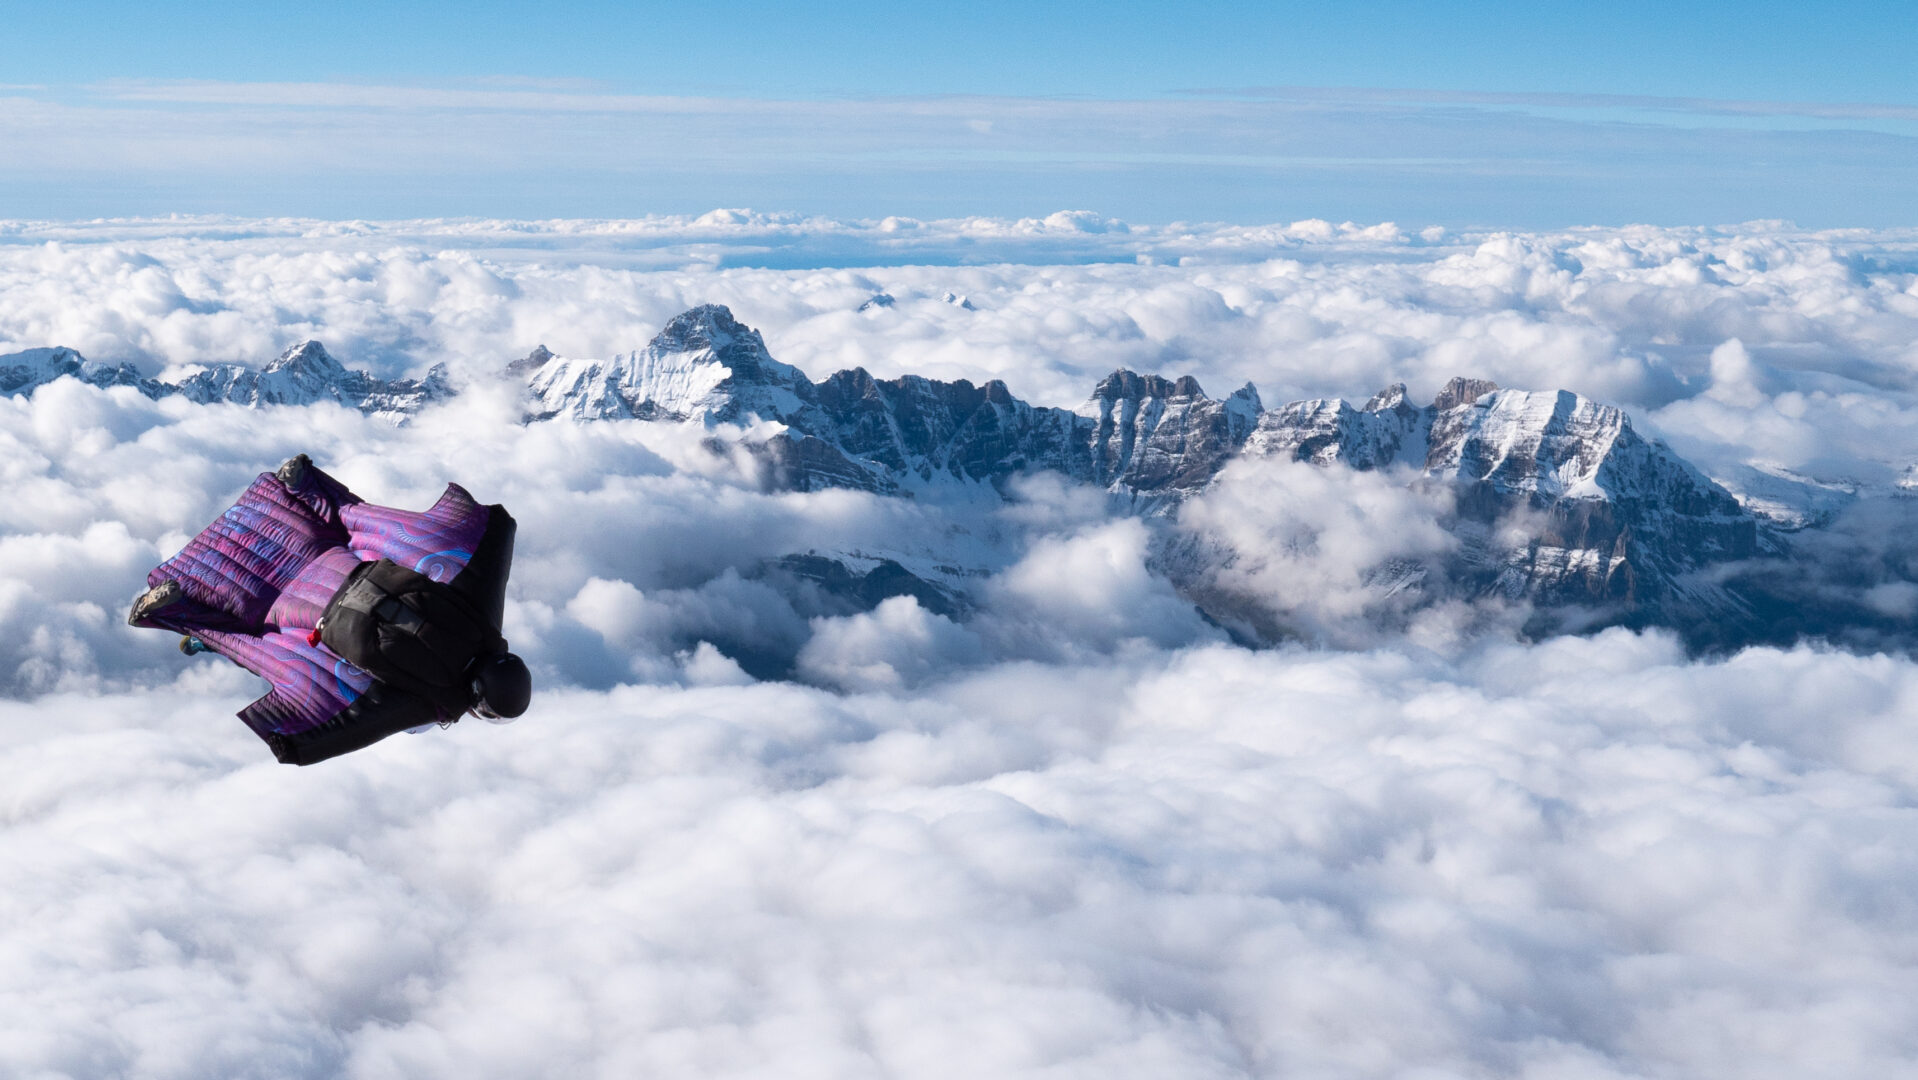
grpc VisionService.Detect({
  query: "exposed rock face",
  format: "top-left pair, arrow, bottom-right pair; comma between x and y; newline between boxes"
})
811,368 -> 1090,489
801,372 -> 1066,491
505,344 -> 554,379
1077,371 -> 1262,498
1432,376 -> 1500,411
1,342 -> 451,421
1430,386 -> 1759,596
518,307 -> 1272,504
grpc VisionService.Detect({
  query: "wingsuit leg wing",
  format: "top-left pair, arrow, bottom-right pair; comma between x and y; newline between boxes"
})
198,626 -> 440,765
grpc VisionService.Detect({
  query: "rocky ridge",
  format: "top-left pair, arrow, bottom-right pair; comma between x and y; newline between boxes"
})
0,341 -> 452,421
513,306 -> 1272,503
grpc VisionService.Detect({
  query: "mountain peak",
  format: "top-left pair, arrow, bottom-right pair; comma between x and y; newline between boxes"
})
1171,375 -> 1207,399
1364,383 -> 1410,412
648,304 -> 752,356
1225,381 -> 1264,414
1433,376 -> 1500,411
1088,369 -> 1178,404
525,306 -> 812,425
1,345 -> 162,397
2,346 -> 91,393
266,340 -> 345,377
165,340 -> 447,420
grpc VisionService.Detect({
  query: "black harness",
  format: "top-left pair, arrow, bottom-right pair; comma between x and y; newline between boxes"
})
320,558 -> 506,715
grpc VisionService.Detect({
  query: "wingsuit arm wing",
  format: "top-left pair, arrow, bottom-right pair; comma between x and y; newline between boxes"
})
129,456 -> 364,635
341,482 -> 517,630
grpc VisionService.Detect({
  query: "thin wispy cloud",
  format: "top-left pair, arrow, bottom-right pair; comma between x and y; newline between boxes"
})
5,83 -> 1915,224
93,79 -> 746,112
1184,85 -> 1918,124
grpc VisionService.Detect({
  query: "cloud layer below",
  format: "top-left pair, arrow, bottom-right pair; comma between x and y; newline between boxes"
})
5,219 -> 1918,1077
9,636 -> 1918,1078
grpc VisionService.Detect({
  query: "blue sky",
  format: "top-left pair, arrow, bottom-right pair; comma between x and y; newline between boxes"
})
2,1 -> 1915,225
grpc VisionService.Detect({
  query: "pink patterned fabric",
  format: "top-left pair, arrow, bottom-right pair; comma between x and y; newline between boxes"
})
343,484 -> 490,583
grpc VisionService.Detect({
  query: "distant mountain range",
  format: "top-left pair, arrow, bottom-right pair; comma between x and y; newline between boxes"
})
507,306 -> 1781,638
0,341 -> 449,422
9,305 -> 1912,653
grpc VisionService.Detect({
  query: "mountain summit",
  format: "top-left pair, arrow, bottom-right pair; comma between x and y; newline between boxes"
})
524,305 -> 816,424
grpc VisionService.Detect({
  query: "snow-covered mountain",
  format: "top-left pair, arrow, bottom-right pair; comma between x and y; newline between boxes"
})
0,347 -> 162,396
520,308 -> 1741,506
518,306 -> 1270,502
1241,375 -> 1763,623
513,306 -> 1782,638
518,305 -> 815,424
0,341 -> 452,422
171,341 -> 452,421
1243,383 -> 1425,469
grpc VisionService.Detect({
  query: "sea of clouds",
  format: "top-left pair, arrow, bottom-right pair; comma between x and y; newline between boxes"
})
4,214 -> 1918,1078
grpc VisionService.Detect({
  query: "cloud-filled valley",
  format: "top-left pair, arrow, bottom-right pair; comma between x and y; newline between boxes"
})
5,215 -> 1918,1078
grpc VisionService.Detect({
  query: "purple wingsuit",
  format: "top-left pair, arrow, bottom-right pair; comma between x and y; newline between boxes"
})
128,456 -> 517,765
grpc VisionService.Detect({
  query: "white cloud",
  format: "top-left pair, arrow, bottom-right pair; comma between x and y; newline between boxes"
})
796,596 -> 985,691
1172,457 -> 1468,649
979,519 -> 1219,660
1704,337 -> 1769,407
7,638 -> 1918,1077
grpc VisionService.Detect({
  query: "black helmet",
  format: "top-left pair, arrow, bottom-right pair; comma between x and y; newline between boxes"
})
470,653 -> 532,723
